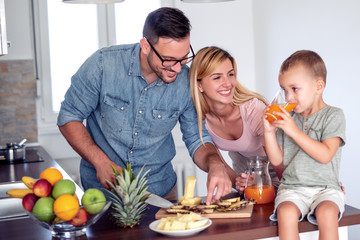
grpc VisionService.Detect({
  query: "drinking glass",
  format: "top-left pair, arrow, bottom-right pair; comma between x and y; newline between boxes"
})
265,88 -> 296,124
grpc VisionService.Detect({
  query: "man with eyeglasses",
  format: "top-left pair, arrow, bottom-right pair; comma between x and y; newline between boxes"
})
57,7 -> 233,205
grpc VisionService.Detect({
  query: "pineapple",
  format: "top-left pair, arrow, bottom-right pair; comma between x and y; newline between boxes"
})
105,162 -> 150,228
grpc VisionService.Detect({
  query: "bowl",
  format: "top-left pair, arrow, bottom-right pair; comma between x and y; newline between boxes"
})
149,217 -> 212,237
26,201 -> 111,238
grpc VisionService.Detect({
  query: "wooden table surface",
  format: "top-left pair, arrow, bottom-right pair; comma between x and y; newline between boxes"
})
1,146 -> 360,240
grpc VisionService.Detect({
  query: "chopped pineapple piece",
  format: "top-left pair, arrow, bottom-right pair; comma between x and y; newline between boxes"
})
178,212 -> 202,222
156,212 -> 208,231
184,176 -> 196,199
156,218 -> 168,230
181,196 -> 202,206
163,221 -> 172,231
222,197 -> 240,203
187,220 -> 208,229
170,220 -> 187,230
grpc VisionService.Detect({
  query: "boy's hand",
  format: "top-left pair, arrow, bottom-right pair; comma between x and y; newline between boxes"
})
272,105 -> 299,138
263,105 -> 277,133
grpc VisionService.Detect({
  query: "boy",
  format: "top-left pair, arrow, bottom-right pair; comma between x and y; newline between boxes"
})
264,50 -> 346,240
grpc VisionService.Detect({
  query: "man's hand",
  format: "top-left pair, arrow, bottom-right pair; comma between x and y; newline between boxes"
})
94,160 -> 123,189
193,143 -> 232,205
59,121 -> 123,189
206,163 -> 232,204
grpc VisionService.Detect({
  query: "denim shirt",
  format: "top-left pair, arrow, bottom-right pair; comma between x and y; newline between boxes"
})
57,43 -> 213,197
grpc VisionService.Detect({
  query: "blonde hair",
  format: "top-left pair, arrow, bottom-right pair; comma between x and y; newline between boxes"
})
189,46 -> 267,143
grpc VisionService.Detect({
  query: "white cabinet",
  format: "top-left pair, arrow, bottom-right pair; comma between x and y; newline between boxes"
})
0,0 -> 7,56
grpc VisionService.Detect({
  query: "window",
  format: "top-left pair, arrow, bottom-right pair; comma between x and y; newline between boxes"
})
33,0 -> 160,125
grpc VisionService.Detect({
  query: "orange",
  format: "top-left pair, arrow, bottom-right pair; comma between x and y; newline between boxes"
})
54,194 -> 80,221
40,167 -> 63,186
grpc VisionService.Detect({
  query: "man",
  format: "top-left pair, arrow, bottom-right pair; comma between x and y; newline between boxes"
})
57,7 -> 233,204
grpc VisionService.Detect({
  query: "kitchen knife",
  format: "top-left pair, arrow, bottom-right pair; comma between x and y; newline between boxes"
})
145,191 -> 174,208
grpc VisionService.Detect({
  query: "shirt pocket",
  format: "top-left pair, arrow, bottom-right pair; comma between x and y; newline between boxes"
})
148,108 -> 179,137
101,94 -> 130,134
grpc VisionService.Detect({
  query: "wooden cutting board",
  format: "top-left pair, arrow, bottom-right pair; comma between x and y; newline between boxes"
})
155,204 -> 253,219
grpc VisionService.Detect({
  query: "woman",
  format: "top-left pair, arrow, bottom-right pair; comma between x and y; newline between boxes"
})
189,46 -> 279,192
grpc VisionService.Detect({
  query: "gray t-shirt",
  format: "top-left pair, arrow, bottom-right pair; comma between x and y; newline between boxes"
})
277,105 -> 346,191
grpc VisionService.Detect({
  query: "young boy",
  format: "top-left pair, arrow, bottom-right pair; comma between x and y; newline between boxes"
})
264,50 -> 346,240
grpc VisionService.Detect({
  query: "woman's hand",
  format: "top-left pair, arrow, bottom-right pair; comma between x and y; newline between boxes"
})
235,172 -> 248,193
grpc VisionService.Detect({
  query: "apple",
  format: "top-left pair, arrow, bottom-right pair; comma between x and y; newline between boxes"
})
22,193 -> 39,211
33,179 -> 52,197
52,179 -> 76,199
81,188 -> 106,214
69,208 -> 89,226
32,197 -> 55,222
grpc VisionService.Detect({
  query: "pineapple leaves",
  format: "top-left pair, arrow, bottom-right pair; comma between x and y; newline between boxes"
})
105,162 -> 151,228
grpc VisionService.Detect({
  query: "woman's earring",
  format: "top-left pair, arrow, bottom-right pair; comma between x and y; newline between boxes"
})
199,89 -> 203,93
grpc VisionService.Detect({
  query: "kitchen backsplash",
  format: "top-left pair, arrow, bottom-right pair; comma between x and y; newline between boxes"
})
0,60 -> 38,146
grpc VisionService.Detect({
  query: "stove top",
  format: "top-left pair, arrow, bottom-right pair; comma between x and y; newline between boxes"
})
0,148 -> 44,164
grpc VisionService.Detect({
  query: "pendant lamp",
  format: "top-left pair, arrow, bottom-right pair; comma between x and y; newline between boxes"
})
63,0 -> 125,4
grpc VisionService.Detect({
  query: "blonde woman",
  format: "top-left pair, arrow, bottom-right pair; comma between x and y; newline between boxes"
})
189,46 -> 279,192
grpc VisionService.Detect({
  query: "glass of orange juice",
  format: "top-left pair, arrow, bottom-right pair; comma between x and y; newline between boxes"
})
265,88 -> 296,124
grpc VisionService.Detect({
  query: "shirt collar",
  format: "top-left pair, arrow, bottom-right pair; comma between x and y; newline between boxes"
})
128,43 -> 142,77
129,43 -> 167,87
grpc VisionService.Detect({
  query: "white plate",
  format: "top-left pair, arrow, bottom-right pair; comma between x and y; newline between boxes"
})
149,217 -> 212,237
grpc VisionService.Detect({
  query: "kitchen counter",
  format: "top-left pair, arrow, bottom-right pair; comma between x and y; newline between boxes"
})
1,146 -> 360,240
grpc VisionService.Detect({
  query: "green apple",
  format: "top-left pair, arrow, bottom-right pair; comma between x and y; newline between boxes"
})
32,197 -> 55,222
52,179 -> 76,199
81,188 -> 106,214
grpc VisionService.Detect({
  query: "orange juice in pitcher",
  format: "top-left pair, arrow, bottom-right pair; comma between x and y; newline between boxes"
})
244,156 -> 275,204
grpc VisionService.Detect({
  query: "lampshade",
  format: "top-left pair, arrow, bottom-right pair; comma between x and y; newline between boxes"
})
181,0 -> 234,2
63,0 -> 125,4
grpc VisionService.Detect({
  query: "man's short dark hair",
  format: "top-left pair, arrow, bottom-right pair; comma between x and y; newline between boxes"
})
143,7 -> 191,44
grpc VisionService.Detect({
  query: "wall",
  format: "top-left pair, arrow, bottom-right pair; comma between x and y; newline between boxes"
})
0,60 -> 37,145
2,0 -> 360,237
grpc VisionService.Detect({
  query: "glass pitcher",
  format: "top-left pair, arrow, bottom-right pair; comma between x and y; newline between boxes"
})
244,156 -> 275,204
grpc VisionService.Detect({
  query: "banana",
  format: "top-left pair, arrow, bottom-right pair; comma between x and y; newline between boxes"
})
22,176 -> 37,189
7,189 -> 33,198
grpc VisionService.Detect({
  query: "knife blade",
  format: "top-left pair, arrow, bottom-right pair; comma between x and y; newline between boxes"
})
145,191 -> 174,208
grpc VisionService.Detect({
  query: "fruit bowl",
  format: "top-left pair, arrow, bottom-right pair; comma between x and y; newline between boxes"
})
26,201 -> 111,238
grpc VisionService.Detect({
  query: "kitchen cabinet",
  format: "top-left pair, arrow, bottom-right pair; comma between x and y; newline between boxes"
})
0,0 -> 7,56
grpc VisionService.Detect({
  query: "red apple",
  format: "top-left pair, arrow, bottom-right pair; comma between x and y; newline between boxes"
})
69,208 -> 89,226
22,193 -> 39,211
33,179 -> 52,197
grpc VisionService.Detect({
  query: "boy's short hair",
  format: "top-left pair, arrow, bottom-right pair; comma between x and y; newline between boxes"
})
280,50 -> 327,84
143,7 -> 191,44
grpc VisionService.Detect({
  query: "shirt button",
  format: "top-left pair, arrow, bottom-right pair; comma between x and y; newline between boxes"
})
304,126 -> 308,130
120,106 -> 124,110
134,132 -> 138,136
144,88 -> 147,91
139,110 -> 143,114
157,115 -> 161,119
304,118 -> 308,122
129,151 -> 133,154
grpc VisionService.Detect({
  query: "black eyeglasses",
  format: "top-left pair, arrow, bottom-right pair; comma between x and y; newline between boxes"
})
145,38 -> 195,68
